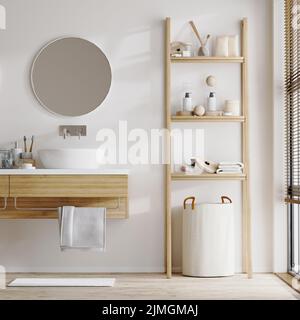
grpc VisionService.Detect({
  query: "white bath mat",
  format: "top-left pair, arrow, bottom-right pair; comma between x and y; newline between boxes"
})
8,278 -> 115,287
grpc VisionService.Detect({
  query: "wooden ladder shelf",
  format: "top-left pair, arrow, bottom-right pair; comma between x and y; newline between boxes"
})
164,17 -> 252,279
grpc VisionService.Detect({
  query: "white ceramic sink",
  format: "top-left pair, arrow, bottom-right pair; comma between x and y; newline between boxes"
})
38,149 -> 100,169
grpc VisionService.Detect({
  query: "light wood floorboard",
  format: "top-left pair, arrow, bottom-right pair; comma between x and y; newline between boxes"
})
0,273 -> 299,300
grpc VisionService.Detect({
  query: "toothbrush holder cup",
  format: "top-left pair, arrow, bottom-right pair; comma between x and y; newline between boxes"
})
21,152 -> 33,160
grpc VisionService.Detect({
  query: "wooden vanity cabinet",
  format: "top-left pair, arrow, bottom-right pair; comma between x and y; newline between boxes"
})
0,174 -> 128,219
9,175 -> 128,198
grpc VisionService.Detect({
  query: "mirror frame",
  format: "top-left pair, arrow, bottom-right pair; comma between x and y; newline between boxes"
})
31,37 -> 112,117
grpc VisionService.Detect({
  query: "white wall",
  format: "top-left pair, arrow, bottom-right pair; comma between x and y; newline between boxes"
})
0,0 -> 273,272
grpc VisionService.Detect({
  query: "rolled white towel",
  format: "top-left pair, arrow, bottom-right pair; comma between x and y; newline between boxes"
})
196,160 -> 219,174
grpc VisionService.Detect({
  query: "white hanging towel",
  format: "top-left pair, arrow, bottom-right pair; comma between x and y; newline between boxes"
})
58,206 -> 106,251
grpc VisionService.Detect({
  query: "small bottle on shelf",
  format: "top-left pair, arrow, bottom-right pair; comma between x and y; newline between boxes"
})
183,92 -> 193,112
207,92 -> 217,111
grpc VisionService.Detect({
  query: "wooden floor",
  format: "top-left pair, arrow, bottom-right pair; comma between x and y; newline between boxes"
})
0,273 -> 299,300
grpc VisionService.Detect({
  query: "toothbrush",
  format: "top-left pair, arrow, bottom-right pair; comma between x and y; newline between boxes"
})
23,136 -> 27,153
29,136 -> 34,153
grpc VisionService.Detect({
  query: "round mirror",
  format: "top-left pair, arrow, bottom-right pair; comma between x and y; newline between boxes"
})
31,37 -> 112,117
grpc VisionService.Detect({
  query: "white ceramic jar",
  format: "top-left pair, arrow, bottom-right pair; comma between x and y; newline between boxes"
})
224,100 -> 240,116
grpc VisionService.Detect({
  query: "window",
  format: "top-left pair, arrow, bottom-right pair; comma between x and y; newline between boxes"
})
285,0 -> 300,276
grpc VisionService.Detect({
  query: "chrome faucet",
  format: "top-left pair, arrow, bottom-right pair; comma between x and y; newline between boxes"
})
63,128 -> 70,140
59,125 -> 87,139
78,128 -> 82,140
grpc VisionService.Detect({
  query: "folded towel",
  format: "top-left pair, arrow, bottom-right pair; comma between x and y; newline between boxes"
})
58,206 -> 106,251
217,168 -> 243,174
218,166 -> 243,171
218,162 -> 244,169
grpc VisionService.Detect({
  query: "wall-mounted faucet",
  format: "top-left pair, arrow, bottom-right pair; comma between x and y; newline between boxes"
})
78,128 -> 83,140
59,125 -> 87,140
62,128 -> 70,139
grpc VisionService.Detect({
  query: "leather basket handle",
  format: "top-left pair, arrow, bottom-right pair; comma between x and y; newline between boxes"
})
183,197 -> 196,210
221,196 -> 233,204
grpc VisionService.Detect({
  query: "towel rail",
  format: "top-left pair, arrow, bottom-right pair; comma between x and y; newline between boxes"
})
0,197 -> 7,210
13,197 -> 121,211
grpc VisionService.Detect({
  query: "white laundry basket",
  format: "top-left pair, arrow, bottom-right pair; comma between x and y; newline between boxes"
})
182,196 -> 235,277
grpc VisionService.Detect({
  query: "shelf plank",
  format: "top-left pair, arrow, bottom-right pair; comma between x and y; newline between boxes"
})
172,173 -> 246,181
171,56 -> 244,63
171,116 -> 245,123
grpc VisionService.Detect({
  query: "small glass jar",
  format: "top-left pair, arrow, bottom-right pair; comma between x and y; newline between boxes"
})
0,150 -> 14,169
182,43 -> 193,57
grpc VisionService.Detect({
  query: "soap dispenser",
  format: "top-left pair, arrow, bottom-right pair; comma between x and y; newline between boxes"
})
183,92 -> 193,112
207,92 -> 217,111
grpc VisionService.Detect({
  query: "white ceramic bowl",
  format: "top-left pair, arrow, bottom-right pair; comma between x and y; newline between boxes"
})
38,148 -> 100,169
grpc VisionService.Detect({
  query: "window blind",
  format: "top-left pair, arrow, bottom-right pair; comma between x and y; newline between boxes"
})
285,0 -> 300,203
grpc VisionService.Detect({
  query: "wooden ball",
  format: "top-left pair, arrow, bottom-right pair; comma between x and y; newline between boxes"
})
193,105 -> 206,116
206,75 -> 216,87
